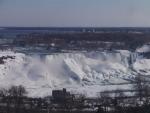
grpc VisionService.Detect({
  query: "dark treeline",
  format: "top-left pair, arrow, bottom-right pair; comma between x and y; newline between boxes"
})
97,75 -> 150,113
0,85 -> 49,113
1,32 -> 150,52
0,75 -> 150,113
13,32 -> 150,51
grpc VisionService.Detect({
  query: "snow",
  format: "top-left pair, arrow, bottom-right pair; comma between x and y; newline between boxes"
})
0,50 -> 148,97
133,59 -> 150,75
136,44 -> 150,53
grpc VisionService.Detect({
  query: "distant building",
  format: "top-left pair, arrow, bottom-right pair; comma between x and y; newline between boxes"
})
52,88 -> 74,103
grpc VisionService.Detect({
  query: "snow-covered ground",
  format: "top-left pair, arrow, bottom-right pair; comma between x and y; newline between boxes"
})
136,44 -> 150,53
0,49 -> 149,97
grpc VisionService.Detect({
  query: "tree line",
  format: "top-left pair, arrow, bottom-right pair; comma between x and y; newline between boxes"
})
0,75 -> 150,113
97,75 -> 150,113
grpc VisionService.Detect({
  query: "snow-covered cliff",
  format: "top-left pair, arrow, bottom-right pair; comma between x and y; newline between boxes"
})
0,49 -> 148,97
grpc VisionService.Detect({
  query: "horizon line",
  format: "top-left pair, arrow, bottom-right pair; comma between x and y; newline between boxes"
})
1,26 -> 150,28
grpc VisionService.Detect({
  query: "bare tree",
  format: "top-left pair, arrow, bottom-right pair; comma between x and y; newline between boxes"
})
142,84 -> 150,105
0,88 -> 11,113
99,91 -> 112,112
8,85 -> 27,97
114,90 -> 126,105
133,75 -> 150,105
8,85 -> 27,113
0,88 -> 8,97
113,90 -> 126,113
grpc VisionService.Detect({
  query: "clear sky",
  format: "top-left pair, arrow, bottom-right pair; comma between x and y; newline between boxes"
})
0,0 -> 150,27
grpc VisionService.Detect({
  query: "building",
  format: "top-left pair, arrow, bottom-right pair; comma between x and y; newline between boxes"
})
52,88 -> 74,104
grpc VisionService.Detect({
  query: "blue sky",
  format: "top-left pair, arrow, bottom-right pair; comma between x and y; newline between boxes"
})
0,0 -> 150,27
